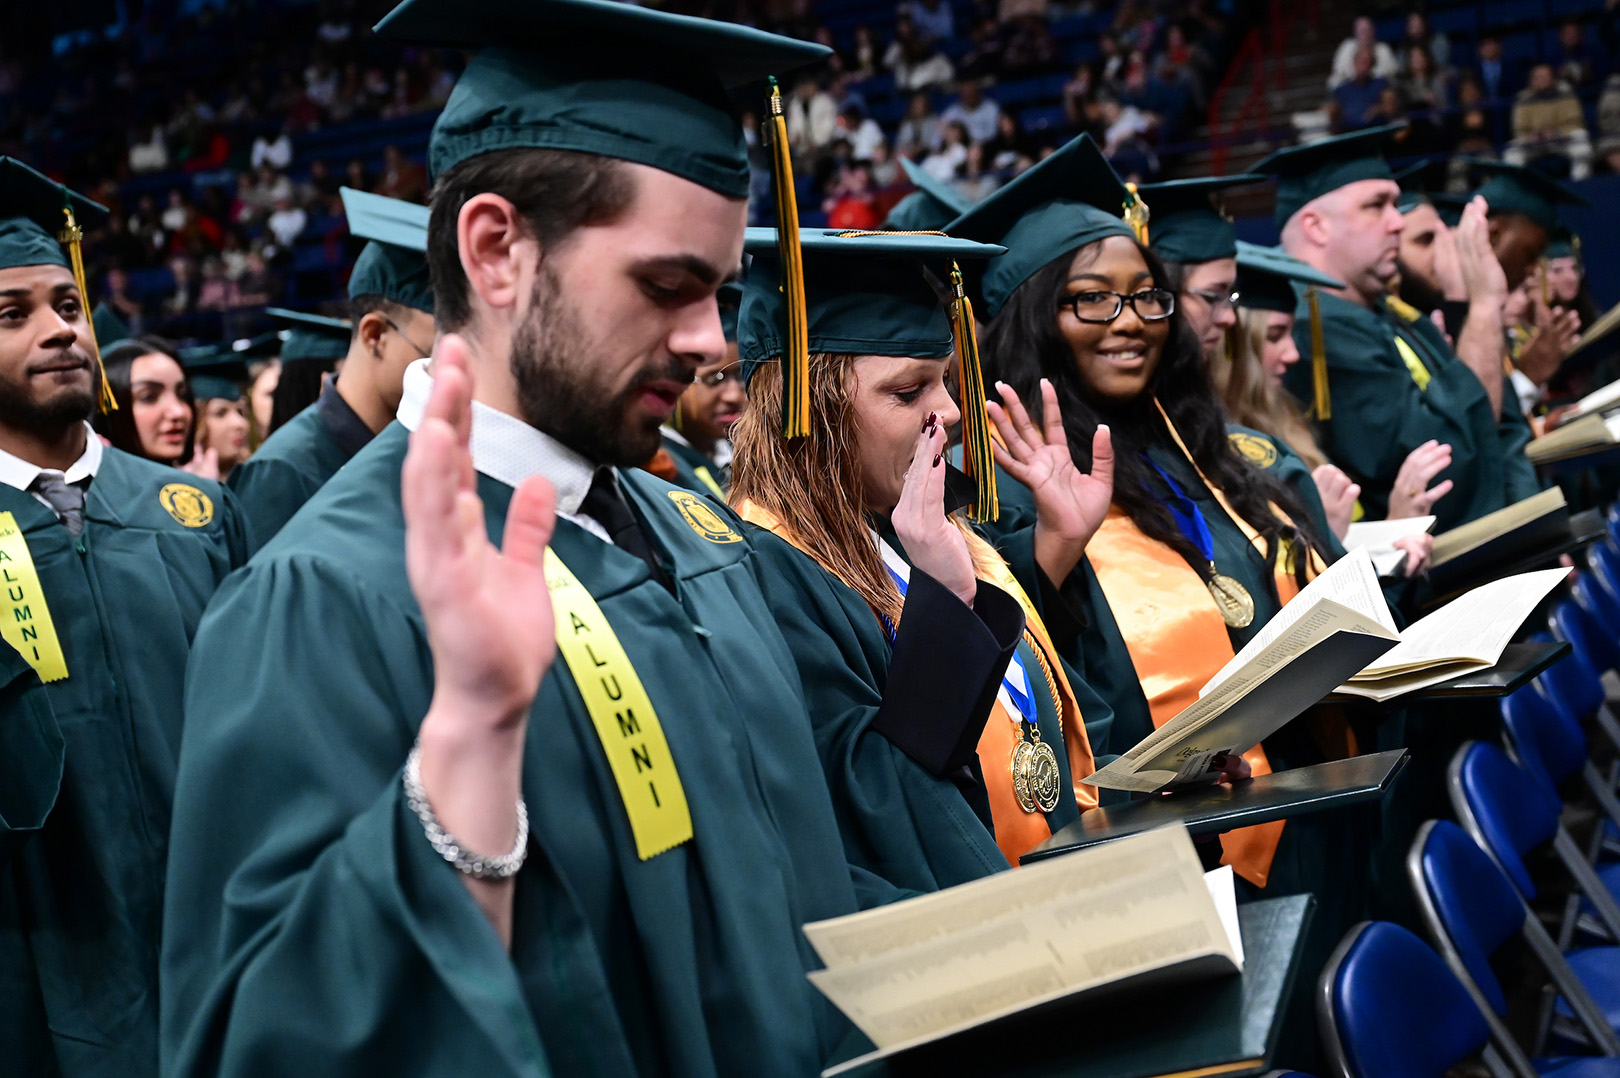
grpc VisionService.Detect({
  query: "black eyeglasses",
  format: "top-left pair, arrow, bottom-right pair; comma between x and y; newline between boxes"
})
1183,288 -> 1241,313
696,362 -> 741,388
382,315 -> 432,359
1057,288 -> 1177,324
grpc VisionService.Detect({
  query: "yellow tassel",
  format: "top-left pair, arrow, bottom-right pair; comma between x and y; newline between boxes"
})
950,263 -> 998,522
1540,257 -> 1550,307
1306,286 -> 1329,421
766,77 -> 808,439
58,204 -> 115,413
1122,182 -> 1150,246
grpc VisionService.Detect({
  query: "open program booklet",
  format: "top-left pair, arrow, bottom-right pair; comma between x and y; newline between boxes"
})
1085,549 -> 1570,793
809,825 -> 1242,1075
1525,412 -> 1620,465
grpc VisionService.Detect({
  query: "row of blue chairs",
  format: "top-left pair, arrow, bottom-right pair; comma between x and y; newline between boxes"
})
1315,509 -> 1620,1076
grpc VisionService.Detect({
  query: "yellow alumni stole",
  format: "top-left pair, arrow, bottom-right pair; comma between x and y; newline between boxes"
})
545,549 -> 692,860
0,512 -> 68,682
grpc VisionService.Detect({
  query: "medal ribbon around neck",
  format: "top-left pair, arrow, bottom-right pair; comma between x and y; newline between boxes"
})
875,535 -> 1061,813
1140,456 -> 1256,629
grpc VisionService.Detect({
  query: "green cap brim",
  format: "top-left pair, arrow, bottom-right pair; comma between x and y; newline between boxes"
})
1138,175 -> 1263,264
267,307 -> 354,363
883,157 -> 971,232
1253,124 -> 1405,227
1467,158 -> 1589,233
0,157 -> 108,272
945,134 -> 1134,318
1235,241 -> 1343,313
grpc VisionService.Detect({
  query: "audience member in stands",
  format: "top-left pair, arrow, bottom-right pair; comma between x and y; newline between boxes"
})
102,269 -> 146,336
835,104 -> 886,161
849,25 -> 879,77
1395,46 -> 1449,112
1001,15 -> 1058,76
1396,13 -> 1451,73
789,76 -> 838,160
266,196 -> 308,249
1331,49 -> 1392,132
375,145 -> 427,203
1506,63 -> 1593,180
1328,17 -> 1397,90
1447,75 -> 1498,158
1552,19 -> 1599,91
940,79 -> 1003,143
128,122 -> 169,174
906,0 -> 955,45
885,13 -> 956,91
981,111 -> 1038,176
251,123 -> 294,171
922,120 -> 971,180
1472,35 -> 1515,102
896,91 -> 943,157
1597,74 -> 1620,171
823,161 -> 883,228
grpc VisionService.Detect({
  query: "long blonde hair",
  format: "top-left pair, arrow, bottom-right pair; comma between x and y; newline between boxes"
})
730,354 -> 993,627
1223,309 -> 1328,469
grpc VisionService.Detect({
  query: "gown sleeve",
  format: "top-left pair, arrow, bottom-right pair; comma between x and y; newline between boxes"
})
227,457 -> 319,555
0,640 -> 62,857
160,555 -> 562,1078
745,527 -> 1016,893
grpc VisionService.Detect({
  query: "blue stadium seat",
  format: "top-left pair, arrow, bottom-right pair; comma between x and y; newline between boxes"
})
1410,819 -> 1620,1062
1553,598 -> 1620,680
1451,741 -> 1620,944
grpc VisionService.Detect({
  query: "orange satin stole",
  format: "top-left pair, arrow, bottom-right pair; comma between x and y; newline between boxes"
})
737,500 -> 1097,866
1084,429 -> 1329,887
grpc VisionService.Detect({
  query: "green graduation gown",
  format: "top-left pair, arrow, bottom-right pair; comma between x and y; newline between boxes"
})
229,384 -> 376,552
1287,291 -> 1541,532
747,521 -> 1072,890
0,449 -> 247,1078
161,425 -> 889,1078
659,433 -> 729,501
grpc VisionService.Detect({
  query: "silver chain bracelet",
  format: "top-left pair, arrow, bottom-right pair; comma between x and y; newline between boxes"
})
402,742 -> 529,879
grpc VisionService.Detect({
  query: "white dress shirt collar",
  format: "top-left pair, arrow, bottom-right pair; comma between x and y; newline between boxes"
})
0,422 -> 104,494
397,359 -> 608,541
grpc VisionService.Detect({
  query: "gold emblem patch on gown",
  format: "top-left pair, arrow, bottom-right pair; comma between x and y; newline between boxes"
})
159,484 -> 214,527
1227,431 -> 1278,469
667,490 -> 741,543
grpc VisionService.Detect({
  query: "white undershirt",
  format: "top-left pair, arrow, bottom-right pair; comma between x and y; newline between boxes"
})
0,422 -> 104,519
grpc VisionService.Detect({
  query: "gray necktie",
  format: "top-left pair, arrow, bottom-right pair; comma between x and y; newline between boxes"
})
32,472 -> 85,538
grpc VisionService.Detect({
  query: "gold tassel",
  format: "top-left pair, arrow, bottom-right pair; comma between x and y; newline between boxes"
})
1306,286 -> 1329,421
766,77 -> 808,439
1540,257 -> 1550,307
950,262 -> 998,522
1122,182 -> 1150,245
58,203 -> 115,413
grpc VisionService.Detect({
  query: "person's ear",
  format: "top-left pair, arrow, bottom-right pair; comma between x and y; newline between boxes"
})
457,193 -> 533,315
357,310 -> 391,357
1299,207 -> 1331,249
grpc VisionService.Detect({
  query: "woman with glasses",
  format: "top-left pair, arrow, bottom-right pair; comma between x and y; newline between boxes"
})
1138,175 -> 1263,365
729,229 -> 1111,889
957,134 -> 1370,1073
645,284 -> 745,500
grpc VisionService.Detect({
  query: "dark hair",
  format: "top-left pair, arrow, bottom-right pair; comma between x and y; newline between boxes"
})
268,357 -> 337,434
980,240 -> 1330,590
427,147 -> 636,331
349,294 -> 405,324
94,336 -> 197,463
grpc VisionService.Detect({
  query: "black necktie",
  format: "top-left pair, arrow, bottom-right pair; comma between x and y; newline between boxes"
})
579,469 -> 672,591
31,472 -> 85,538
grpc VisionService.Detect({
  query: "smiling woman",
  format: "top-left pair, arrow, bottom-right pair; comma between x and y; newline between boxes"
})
97,338 -> 197,466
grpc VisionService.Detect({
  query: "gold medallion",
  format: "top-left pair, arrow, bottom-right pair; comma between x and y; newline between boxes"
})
1010,734 -> 1062,814
1208,571 -> 1255,628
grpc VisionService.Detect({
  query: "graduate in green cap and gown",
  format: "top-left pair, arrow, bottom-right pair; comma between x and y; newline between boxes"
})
230,190 -> 435,549
882,156 -> 971,233
179,345 -> 253,481
156,5 -> 919,1076
1139,174 -> 1262,364
727,227 -> 1108,881
261,306 -> 353,435
1259,125 -> 1542,532
0,157 -> 249,1078
957,132 -> 1366,1074
644,282 -> 742,500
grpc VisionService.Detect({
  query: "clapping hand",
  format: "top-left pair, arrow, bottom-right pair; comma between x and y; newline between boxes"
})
988,378 -> 1114,586
1310,464 -> 1360,540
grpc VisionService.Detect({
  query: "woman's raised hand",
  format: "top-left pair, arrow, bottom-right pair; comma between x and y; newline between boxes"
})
1386,440 -> 1454,520
892,412 -> 978,608
988,378 -> 1113,585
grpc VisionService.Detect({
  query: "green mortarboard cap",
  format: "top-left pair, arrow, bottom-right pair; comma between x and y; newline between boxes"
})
1138,175 -> 1262,264
945,134 -> 1135,319
1235,241 -> 1343,313
883,157 -> 972,233
718,280 -> 742,345
179,344 -> 249,402
268,307 -> 353,363
1545,226 -> 1579,262
0,157 -> 108,272
1467,159 -> 1588,233
374,0 -> 830,195
1391,159 -> 1440,214
737,227 -> 1003,373
229,331 -> 282,360
91,303 -> 131,348
340,187 -> 434,314
1253,124 -> 1404,227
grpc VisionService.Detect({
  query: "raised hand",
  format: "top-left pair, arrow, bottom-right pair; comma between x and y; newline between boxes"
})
1391,533 -> 1433,578
405,334 -> 559,722
404,334 -> 558,946
1516,295 -> 1582,385
988,378 -> 1114,586
1453,196 -> 1508,305
892,412 -> 978,608
1309,464 -> 1360,540
180,445 -> 220,481
1386,440 -> 1454,519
